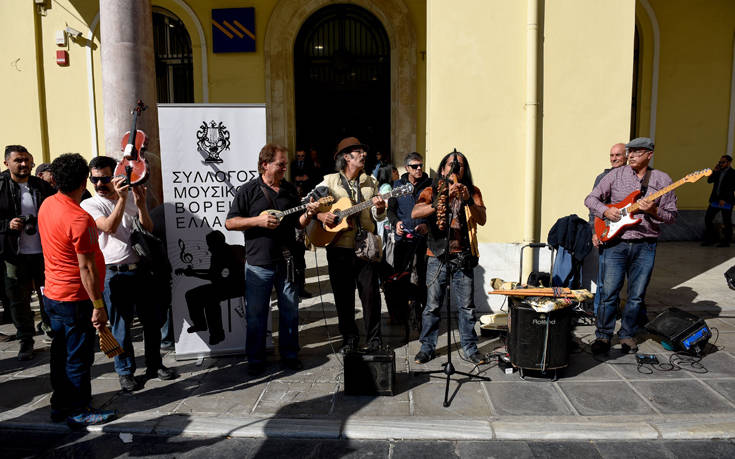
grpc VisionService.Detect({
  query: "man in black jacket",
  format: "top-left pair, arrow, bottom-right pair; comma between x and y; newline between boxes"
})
386,152 -> 432,331
702,155 -> 735,247
0,145 -> 55,360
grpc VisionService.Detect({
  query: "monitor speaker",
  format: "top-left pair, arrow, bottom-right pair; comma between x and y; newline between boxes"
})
644,307 -> 711,354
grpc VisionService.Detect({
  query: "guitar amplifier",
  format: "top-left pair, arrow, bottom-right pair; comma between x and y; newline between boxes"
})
507,298 -> 572,371
644,307 -> 711,354
344,347 -> 395,396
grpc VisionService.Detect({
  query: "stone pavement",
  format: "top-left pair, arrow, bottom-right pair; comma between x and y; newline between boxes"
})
1,242 -> 735,442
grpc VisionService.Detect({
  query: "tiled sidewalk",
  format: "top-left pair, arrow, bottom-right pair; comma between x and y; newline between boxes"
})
1,242 -> 735,440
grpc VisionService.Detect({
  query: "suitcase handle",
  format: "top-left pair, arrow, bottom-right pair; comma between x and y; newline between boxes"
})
519,243 -> 554,284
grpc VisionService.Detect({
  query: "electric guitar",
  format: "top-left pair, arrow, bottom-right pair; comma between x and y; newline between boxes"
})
594,168 -> 711,242
306,183 -> 414,247
259,196 -> 334,222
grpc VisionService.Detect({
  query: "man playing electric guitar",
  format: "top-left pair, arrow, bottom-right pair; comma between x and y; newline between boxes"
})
584,137 -> 678,355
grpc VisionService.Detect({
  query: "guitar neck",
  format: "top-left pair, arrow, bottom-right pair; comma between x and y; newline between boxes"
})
282,203 -> 308,217
628,176 -> 685,213
339,190 -> 393,218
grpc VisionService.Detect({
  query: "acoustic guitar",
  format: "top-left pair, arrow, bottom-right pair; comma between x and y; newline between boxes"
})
594,168 -> 711,243
306,183 -> 414,247
259,196 -> 334,222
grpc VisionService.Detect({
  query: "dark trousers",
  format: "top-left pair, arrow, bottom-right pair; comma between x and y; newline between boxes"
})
185,284 -> 226,337
704,204 -> 733,243
385,238 -> 427,323
45,297 -> 94,413
4,254 -> 44,343
103,269 -> 162,376
326,247 -> 382,344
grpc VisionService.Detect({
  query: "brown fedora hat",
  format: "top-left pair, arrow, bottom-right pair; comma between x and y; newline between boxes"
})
334,137 -> 368,159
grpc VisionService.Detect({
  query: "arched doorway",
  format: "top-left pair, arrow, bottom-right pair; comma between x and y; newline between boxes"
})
294,4 -> 390,165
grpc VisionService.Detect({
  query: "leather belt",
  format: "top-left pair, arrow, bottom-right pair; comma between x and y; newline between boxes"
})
107,263 -> 138,272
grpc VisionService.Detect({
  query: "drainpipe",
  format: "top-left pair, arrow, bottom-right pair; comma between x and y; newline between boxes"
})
522,0 -> 540,281
86,15 -> 100,157
32,4 -> 50,163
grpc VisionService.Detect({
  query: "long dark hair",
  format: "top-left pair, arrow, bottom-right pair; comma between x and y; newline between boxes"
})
435,150 -> 474,193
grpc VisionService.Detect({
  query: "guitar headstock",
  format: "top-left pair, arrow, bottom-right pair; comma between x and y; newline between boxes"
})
317,196 -> 334,208
685,168 -> 712,183
392,183 -> 414,197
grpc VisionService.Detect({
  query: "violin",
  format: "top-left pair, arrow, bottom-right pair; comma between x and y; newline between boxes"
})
115,100 -> 149,186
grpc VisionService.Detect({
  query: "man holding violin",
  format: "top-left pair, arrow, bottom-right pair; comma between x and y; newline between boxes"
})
81,156 -> 175,392
411,150 -> 487,365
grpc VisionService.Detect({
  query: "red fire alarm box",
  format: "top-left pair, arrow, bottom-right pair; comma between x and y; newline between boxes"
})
56,50 -> 69,66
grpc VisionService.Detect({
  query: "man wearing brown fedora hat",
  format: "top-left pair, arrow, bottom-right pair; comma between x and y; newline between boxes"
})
313,137 -> 386,353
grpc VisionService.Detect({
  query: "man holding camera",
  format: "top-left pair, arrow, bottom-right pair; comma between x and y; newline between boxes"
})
0,145 -> 55,360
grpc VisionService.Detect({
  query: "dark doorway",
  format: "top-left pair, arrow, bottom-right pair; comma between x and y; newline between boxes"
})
294,4 -> 390,171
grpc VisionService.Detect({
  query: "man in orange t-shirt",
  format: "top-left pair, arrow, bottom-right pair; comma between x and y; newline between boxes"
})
38,153 -> 116,427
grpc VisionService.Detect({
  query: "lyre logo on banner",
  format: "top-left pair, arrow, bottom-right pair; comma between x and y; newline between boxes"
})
196,121 -> 231,163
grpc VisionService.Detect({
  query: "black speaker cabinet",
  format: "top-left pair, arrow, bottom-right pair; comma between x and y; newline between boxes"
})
344,347 -> 395,396
644,307 -> 711,353
507,298 -> 572,371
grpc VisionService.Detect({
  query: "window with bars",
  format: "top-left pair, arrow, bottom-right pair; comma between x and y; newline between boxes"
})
153,8 -> 194,103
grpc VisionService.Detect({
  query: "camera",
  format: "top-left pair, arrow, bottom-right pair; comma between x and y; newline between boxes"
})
18,215 -> 37,236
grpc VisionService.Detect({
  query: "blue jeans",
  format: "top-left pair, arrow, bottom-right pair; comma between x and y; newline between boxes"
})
419,256 -> 478,357
44,296 -> 95,413
596,240 -> 656,340
103,269 -> 162,376
593,247 -> 604,316
245,262 -> 299,363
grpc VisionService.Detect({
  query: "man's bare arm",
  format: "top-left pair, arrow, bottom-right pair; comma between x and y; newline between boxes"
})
77,251 -> 108,329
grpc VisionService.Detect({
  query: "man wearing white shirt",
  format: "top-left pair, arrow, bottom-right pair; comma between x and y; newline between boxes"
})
81,156 -> 174,391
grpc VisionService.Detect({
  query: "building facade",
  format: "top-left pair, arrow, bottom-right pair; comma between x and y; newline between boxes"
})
2,0 -> 734,309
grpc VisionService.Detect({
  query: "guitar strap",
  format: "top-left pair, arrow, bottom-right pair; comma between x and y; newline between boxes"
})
259,184 -> 296,276
338,173 -> 366,234
259,184 -> 281,211
640,168 -> 652,196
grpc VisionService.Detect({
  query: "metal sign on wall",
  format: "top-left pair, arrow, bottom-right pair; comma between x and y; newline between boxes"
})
158,103 -> 266,359
212,8 -> 256,53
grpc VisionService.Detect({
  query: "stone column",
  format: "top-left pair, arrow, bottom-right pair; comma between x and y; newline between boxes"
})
100,0 -> 162,206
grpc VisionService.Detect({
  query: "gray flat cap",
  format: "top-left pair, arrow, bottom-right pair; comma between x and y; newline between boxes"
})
35,163 -> 52,175
626,137 -> 654,150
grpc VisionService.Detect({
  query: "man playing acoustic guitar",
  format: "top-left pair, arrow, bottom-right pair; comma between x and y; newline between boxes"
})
313,137 -> 387,354
585,137 -> 678,355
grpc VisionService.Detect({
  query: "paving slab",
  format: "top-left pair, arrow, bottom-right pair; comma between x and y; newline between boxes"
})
484,381 -> 574,416
251,381 -> 337,416
493,420 -> 659,440
631,380 -> 735,414
410,380 -> 491,418
341,418 -> 493,440
558,381 -> 656,416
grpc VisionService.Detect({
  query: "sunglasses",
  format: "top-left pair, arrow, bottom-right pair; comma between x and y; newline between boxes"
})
407,163 -> 423,170
89,176 -> 113,185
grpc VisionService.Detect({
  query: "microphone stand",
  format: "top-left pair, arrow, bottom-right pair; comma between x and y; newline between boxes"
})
413,159 -> 489,408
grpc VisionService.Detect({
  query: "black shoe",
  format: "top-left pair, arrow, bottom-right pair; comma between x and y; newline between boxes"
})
209,331 -> 225,345
366,338 -> 383,353
146,366 -> 176,381
17,340 -> 34,361
50,408 -> 69,423
414,350 -> 434,364
187,325 -> 207,334
248,361 -> 266,376
469,352 -> 488,365
299,289 -> 313,299
591,338 -> 611,355
341,336 -> 358,354
282,358 -> 304,371
119,374 -> 138,392
160,342 -> 175,351
620,337 -> 638,354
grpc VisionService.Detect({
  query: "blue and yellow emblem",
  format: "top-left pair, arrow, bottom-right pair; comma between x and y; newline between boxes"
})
212,8 -> 255,53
